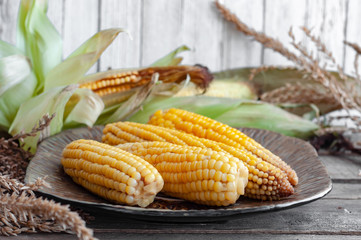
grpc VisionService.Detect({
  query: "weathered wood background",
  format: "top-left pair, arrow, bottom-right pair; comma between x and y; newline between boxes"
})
0,0 -> 360,75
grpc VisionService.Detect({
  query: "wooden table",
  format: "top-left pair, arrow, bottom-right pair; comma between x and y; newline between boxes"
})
4,153 -> 361,240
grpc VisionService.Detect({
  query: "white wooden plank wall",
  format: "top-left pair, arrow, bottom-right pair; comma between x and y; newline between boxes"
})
0,0 -> 360,75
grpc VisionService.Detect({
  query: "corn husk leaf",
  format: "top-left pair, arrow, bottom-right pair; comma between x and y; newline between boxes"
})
150,45 -> 190,67
9,85 -> 77,152
0,40 -> 24,58
44,28 -> 127,91
0,55 -> 32,96
128,96 -> 319,138
17,0 -> 62,93
0,53 -> 36,130
96,73 -> 159,124
0,73 -> 37,130
63,88 -> 104,129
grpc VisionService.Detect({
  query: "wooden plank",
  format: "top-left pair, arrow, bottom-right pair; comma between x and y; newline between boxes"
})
9,233 -> 361,240
304,0 -> 325,63
319,155 -> 361,181
62,0 -> 99,73
181,0 -> 224,71
325,183 -> 361,199
140,0 -> 183,67
99,0 -> 142,71
344,0 -> 361,75
221,0 -> 263,69
263,0 -> 306,66
86,198 -> 361,233
46,0 -> 64,38
0,0 -> 20,45
320,0 -> 348,71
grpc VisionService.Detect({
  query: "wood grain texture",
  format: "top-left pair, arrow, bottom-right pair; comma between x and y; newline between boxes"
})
62,0 -> 99,73
344,0 -> 360,75
0,0 -> 360,73
99,0 -> 141,70
85,193 -> 361,233
181,0 -> 224,71
0,0 -> 20,45
263,0 -> 306,66
46,0 -> 64,38
140,0 -> 184,67
221,0 -> 264,69
321,0 -> 348,70
305,0 -> 325,63
320,155 -> 361,181
8,233 -> 361,240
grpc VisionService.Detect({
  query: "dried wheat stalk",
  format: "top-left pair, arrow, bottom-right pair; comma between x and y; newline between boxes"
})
0,174 -> 96,239
215,1 -> 360,114
0,115 -> 97,239
261,83 -> 340,107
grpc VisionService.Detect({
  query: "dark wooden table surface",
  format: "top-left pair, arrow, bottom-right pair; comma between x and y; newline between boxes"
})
2,153 -> 361,240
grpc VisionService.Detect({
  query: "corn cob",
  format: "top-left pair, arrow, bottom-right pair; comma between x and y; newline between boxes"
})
116,141 -> 248,206
148,108 -> 299,186
79,65 -> 213,98
103,122 -> 294,200
61,139 -> 164,207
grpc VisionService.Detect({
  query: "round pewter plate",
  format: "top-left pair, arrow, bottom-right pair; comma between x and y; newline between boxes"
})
25,126 -> 332,222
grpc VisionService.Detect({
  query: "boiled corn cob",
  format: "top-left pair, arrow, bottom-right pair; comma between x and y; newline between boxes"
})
148,108 -> 298,186
61,139 -> 164,207
116,141 -> 248,206
103,122 -> 294,200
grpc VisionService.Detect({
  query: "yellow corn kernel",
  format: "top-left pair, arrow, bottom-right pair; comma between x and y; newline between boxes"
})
116,141 -> 248,206
103,121 -> 294,200
61,139 -> 163,207
148,108 -> 298,186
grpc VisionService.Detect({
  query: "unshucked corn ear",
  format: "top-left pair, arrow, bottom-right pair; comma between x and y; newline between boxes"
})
116,141 -> 248,206
148,108 -> 298,186
79,65 -> 213,99
103,122 -> 294,200
61,139 -> 164,207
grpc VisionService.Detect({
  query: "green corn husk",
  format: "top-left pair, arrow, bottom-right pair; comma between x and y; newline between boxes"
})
45,28 -> 128,91
150,45 -> 190,67
17,0 -> 62,93
9,85 -> 78,152
128,96 -> 319,139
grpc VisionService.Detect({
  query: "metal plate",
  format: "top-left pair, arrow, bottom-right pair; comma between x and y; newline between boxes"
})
25,126 -> 332,222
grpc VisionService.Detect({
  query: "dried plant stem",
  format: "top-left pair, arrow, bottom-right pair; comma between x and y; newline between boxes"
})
0,174 -> 96,239
261,83 -> 340,107
1,192 -> 96,239
345,41 -> 361,83
215,1 -> 360,113
215,1 -> 307,66
0,114 -> 96,239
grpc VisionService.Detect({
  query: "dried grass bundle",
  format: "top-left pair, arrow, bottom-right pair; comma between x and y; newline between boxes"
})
0,115 -> 96,240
